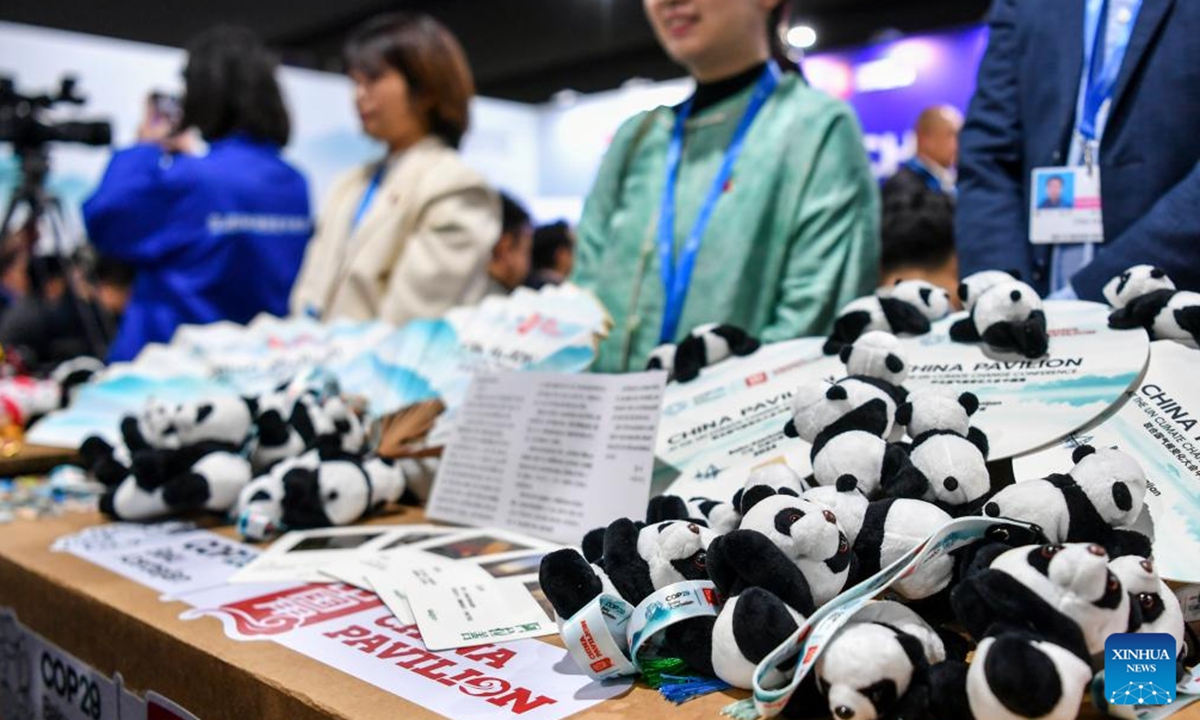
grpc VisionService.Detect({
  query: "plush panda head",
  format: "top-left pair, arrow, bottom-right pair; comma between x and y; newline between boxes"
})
958,270 -> 1017,312
739,494 -> 852,605
321,396 -> 369,456
1069,446 -> 1147,528
886,279 -> 952,321
734,463 -> 805,514
990,543 -> 1130,654
786,378 -> 898,443
839,331 -> 909,386
1108,556 -> 1184,654
135,399 -> 184,451
1103,265 -> 1175,309
981,476 -> 1072,543
803,484 -> 870,544
637,520 -> 716,589
896,390 -> 980,439
646,343 -> 676,376
169,396 -> 253,447
816,622 -> 929,720
908,430 -> 992,511
973,280 -> 1044,328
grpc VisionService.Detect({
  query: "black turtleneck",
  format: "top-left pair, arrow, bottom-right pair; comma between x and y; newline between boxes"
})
684,61 -> 768,116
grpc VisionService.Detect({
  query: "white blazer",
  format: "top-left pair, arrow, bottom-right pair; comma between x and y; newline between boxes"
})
290,136 -> 500,325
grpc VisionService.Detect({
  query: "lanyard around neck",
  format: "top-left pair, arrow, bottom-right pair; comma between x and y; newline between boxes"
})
1079,0 -> 1142,143
656,61 -> 781,344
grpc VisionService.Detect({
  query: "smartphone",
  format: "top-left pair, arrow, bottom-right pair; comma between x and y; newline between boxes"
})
148,91 -> 182,127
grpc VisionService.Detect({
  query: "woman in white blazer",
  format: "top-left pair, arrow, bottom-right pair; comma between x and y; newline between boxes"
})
290,13 -> 500,325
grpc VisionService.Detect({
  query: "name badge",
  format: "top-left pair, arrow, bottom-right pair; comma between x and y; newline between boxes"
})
1030,166 -> 1104,244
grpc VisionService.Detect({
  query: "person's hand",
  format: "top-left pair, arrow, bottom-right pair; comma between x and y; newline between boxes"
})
136,95 -> 174,144
160,130 -> 198,155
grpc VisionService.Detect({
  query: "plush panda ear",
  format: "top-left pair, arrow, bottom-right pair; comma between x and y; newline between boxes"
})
1005,268 -> 1023,281
740,485 -> 778,515
1009,289 -> 1023,302
895,402 -> 913,427
958,392 -> 980,416
244,397 -> 259,417
957,283 -> 969,302
196,403 -> 214,424
1150,267 -> 1166,279
826,385 -> 849,401
783,419 -> 799,438
730,488 -> 745,512
885,353 -> 905,374
835,475 -> 859,493
839,345 -> 853,364
1072,444 -> 1097,464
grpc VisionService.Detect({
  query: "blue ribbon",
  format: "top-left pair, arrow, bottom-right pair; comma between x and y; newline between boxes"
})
351,162 -> 387,231
657,62 -> 781,344
1080,0 -> 1143,142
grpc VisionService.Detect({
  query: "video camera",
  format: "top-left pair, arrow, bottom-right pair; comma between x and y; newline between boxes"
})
0,75 -> 112,153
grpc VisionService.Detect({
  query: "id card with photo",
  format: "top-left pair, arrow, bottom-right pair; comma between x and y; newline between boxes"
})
1030,166 -> 1104,244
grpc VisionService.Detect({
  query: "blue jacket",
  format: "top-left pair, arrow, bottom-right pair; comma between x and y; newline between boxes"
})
956,0 -> 1200,299
84,134 -> 312,361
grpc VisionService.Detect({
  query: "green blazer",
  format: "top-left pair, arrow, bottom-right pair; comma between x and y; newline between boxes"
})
573,73 -> 880,372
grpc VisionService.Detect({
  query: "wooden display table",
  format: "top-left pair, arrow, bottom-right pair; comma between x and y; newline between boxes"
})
0,510 -> 1194,720
0,443 -> 78,477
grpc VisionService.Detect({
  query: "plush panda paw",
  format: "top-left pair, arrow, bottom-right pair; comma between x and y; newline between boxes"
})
538,549 -> 604,620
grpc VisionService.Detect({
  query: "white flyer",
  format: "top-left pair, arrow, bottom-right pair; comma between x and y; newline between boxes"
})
55,526 -> 260,598
1013,341 -> 1200,582
228,526 -> 410,585
900,300 -> 1149,460
373,551 -> 554,651
426,371 -> 666,545
655,338 -> 835,502
318,525 -> 458,590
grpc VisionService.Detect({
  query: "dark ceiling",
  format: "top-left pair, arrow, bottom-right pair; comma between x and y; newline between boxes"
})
2,0 -> 993,102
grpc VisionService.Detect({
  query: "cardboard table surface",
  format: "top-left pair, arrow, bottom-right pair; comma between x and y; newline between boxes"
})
0,509 -> 1196,720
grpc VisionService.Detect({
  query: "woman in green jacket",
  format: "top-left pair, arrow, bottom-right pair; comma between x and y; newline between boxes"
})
573,0 -> 880,372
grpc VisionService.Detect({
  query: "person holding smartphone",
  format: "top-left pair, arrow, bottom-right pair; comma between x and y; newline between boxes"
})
83,26 -> 311,361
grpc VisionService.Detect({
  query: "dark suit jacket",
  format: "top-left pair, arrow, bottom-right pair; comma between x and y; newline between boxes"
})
955,0 -> 1200,299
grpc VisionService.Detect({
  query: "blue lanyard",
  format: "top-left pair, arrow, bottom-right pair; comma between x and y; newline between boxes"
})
1080,0 -> 1142,142
351,163 -> 386,231
657,62 -> 781,344
903,159 -> 943,193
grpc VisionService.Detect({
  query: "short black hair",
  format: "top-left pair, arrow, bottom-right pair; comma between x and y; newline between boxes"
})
880,191 -> 956,273
181,26 -> 290,146
500,192 -> 531,239
94,256 -> 135,288
531,221 -> 573,272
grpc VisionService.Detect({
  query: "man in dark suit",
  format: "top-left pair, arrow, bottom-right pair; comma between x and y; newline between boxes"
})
956,0 -> 1200,299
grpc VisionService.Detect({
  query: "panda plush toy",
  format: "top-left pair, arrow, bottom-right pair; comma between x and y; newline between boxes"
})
246,387 -> 309,474
647,323 -> 761,383
539,518 -> 721,677
1108,556 -> 1186,666
957,270 -> 1020,313
980,445 -> 1152,558
895,390 -> 981,442
839,331 -> 909,388
278,453 -> 406,529
884,279 -> 953,323
885,425 -> 992,515
234,450 -> 320,540
80,399 -> 176,488
956,624 -> 1094,720
786,376 -> 907,446
800,601 -> 952,720
98,397 -> 255,521
823,281 -> 937,355
951,542 -> 1138,660
1104,265 -> 1200,347
645,462 -> 805,535
950,274 -> 1050,359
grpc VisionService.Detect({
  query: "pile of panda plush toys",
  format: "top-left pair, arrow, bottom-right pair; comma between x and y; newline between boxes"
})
544,268 -> 1200,720
77,381 -> 406,539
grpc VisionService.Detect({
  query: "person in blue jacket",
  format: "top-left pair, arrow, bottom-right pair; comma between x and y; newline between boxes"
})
956,0 -> 1200,299
83,26 -> 312,361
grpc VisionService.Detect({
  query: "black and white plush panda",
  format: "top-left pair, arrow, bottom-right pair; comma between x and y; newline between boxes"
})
850,498 -> 955,601
1108,556 -> 1186,659
100,397 -> 255,521
786,376 -> 906,446
656,323 -> 761,383
235,450 -> 320,539
887,427 -> 992,515
964,626 -> 1094,720
810,601 -> 950,720
1104,265 -> 1200,347
885,279 -> 953,323
278,454 -> 405,528
981,445 -> 1151,558
734,494 -> 854,606
645,343 -> 677,377
950,278 -> 1049,359
246,387 -> 308,474
540,519 -> 719,676
957,270 -> 1019,313
839,331 -> 909,387
823,288 -> 932,356
895,390 -> 981,441
805,399 -> 913,499
951,543 -> 1136,658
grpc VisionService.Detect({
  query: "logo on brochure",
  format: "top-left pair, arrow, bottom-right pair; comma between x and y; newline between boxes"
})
693,463 -> 725,481
1104,633 -> 1176,705
181,583 -> 382,640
